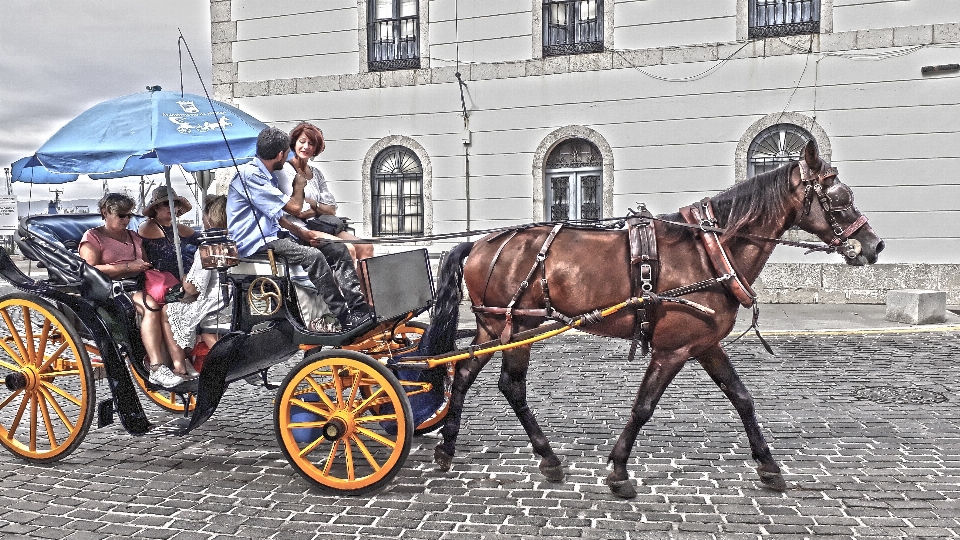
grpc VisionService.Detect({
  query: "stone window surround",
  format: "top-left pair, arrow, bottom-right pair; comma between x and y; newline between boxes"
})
735,111 -> 831,185
532,0 -> 615,59
357,0 -> 431,73
736,0 -> 834,41
361,135 -> 434,239
532,126 -> 614,223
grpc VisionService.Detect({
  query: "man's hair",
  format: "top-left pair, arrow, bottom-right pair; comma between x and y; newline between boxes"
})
289,123 -> 325,156
204,195 -> 228,228
98,192 -> 135,216
256,127 -> 290,160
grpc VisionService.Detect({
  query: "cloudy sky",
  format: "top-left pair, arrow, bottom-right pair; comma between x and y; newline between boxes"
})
0,0 -> 213,207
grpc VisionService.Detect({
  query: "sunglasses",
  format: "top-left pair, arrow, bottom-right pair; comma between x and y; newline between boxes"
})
114,213 -> 134,219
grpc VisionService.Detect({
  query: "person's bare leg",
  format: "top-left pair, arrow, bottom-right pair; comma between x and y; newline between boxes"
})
132,292 -> 172,368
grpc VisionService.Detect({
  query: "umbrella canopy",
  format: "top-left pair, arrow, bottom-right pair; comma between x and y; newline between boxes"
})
32,89 -> 267,176
11,156 -> 79,184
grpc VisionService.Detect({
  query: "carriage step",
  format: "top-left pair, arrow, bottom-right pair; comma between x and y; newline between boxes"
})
97,399 -> 114,428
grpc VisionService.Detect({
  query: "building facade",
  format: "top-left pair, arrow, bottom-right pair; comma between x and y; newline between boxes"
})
211,0 -> 960,303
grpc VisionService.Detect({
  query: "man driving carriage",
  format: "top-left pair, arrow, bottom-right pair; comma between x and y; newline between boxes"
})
226,127 -> 372,332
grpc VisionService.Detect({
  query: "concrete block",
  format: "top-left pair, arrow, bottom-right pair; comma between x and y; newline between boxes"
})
885,289 -> 946,325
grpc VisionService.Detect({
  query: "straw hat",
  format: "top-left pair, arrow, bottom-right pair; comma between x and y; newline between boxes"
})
144,185 -> 192,218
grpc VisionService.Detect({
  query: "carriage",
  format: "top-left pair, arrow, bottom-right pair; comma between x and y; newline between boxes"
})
0,211 -> 451,495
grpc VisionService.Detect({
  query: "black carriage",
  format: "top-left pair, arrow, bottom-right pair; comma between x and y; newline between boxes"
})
0,212 -> 448,495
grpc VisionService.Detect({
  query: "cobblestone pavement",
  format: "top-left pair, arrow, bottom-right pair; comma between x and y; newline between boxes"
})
1,329 -> 958,540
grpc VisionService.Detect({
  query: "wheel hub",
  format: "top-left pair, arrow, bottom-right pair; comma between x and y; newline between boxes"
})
5,372 -> 27,391
322,417 -> 349,440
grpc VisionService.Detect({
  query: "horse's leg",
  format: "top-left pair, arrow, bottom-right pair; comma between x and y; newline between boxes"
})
696,344 -> 787,491
606,350 -> 688,498
497,345 -> 564,482
434,330 -> 496,472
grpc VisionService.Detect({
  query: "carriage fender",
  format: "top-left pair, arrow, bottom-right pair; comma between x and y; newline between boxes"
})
176,331 -> 248,435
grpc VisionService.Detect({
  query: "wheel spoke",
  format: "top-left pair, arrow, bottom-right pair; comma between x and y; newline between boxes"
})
0,358 -> 21,372
37,341 -> 70,373
43,380 -> 83,407
355,413 -> 399,424
0,334 -> 26,368
37,389 -> 60,450
305,375 -> 338,411
36,319 -> 52,364
39,385 -> 76,432
332,364 -> 345,408
0,388 -> 23,410
21,306 -> 36,365
29,391 -> 38,452
321,439 -> 341,476
351,434 -> 382,472
7,390 -> 30,440
344,437 -> 356,481
290,398 -> 332,419
297,433 -> 329,458
346,370 -> 361,409
352,386 -> 386,415
354,425 -> 397,449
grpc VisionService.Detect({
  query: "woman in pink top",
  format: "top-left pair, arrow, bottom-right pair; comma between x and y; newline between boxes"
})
78,193 -> 185,388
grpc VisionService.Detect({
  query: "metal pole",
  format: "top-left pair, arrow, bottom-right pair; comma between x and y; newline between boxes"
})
165,166 -> 185,278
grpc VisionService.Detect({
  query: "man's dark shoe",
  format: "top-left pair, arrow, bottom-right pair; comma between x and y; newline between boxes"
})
341,310 -> 374,330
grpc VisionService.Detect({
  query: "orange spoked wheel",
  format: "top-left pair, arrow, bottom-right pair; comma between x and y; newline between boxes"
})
0,294 -> 94,463
130,365 -> 196,414
274,349 -> 413,495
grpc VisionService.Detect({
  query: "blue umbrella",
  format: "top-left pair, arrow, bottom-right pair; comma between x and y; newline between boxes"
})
11,156 -> 79,184
26,87 -> 269,276
31,89 -> 267,175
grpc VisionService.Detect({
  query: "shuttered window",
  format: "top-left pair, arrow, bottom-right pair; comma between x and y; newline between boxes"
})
748,0 -> 820,39
543,0 -> 604,57
368,0 -> 420,72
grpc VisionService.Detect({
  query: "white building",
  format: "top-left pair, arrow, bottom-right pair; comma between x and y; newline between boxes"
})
211,0 -> 960,303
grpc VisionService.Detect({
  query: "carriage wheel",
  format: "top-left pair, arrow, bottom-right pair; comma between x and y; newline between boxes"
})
130,365 -> 196,413
274,349 -> 413,495
0,294 -> 94,462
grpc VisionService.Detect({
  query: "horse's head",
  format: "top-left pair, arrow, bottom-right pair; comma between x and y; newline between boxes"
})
793,141 -> 884,266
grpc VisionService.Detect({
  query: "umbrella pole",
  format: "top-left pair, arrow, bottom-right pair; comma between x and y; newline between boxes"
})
165,166 -> 186,279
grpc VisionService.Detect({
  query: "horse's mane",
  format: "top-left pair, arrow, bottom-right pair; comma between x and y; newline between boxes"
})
712,163 -> 795,237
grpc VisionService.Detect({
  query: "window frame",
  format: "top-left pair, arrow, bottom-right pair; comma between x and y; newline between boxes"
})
365,0 -> 423,73
541,0 -> 605,57
370,145 -> 425,237
737,0 -> 832,41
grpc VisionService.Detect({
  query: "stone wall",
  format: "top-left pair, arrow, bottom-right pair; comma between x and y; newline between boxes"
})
755,263 -> 960,305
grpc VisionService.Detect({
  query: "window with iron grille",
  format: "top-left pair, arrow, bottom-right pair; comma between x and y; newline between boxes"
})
368,0 -> 420,72
747,123 -> 812,179
372,146 -> 424,236
543,0 -> 604,57
749,0 -> 820,39
545,139 -> 603,222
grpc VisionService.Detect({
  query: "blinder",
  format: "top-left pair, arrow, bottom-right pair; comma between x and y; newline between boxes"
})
798,163 -> 868,258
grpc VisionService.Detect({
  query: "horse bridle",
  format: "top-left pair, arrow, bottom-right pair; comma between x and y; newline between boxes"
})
798,162 -> 869,259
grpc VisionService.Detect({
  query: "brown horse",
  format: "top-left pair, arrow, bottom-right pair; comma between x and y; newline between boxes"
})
422,141 -> 884,498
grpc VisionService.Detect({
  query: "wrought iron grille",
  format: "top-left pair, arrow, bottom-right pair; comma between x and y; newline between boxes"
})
372,146 -> 424,236
550,176 -> 570,221
368,0 -> 420,72
748,0 -> 820,39
747,124 -> 812,178
543,0 -> 604,57
580,175 -> 601,221
546,139 -> 603,169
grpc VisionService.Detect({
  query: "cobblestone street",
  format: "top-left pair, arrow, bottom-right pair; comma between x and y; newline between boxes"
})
1,329 -> 959,539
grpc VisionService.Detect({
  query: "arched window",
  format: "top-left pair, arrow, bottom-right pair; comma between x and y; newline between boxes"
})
371,146 -> 424,236
747,123 -> 813,179
545,139 -> 602,221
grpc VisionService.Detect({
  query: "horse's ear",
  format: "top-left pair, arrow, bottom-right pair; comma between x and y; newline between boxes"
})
803,140 -> 823,172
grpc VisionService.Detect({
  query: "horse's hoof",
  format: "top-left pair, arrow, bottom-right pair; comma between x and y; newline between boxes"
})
605,474 -> 637,499
539,462 -> 565,483
757,468 -> 788,491
434,446 -> 454,472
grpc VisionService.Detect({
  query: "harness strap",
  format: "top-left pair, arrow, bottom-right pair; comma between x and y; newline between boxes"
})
497,223 -> 563,344
479,229 -> 520,303
680,199 -> 757,308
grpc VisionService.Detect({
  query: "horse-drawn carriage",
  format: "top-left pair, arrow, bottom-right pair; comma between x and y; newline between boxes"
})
0,211 -> 449,495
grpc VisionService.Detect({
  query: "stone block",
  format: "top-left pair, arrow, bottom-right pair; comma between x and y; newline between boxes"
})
542,56 -> 570,75
209,1 -> 232,23
856,28 -> 895,50
571,51 -> 613,72
662,45 -> 718,65
611,48 -> 663,69
893,25 -> 934,47
820,31 -> 857,53
267,78 -> 295,95
885,289 -> 946,325
211,21 -> 237,44
295,76 -> 340,94
933,22 -> 960,44
233,80 -> 267,98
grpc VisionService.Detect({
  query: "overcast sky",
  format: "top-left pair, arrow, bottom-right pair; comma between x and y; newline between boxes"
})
0,0 -> 213,207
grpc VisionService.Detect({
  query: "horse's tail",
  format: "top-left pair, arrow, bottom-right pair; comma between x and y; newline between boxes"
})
419,241 -> 474,356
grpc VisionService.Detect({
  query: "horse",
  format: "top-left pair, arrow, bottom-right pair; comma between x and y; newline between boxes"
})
421,141 -> 884,498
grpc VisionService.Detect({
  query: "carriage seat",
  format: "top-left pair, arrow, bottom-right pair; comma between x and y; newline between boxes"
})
227,253 -> 332,327
16,213 -> 148,293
